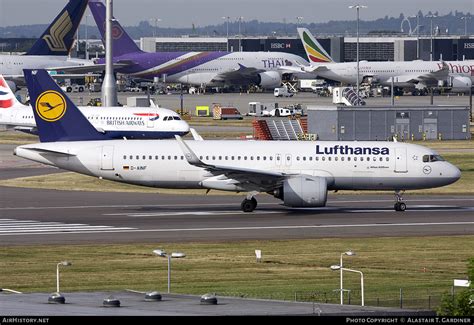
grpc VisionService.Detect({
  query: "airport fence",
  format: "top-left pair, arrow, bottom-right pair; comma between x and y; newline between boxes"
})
217,288 -> 455,311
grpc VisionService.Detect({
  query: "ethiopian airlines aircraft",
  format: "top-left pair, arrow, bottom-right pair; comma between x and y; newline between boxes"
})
0,74 -> 189,139
291,28 -> 473,93
14,69 -> 461,213
87,0 -> 308,89
0,0 -> 96,89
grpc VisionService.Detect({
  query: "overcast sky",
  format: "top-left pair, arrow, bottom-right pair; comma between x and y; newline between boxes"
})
0,0 -> 473,28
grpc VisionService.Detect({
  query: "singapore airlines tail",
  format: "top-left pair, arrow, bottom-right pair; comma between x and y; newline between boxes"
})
26,0 -> 88,56
297,28 -> 334,64
23,69 -> 108,142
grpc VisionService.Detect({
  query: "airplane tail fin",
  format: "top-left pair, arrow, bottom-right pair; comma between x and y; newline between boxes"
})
88,0 -> 142,56
0,75 -> 24,109
26,0 -> 88,56
23,69 -> 108,142
297,28 -> 334,64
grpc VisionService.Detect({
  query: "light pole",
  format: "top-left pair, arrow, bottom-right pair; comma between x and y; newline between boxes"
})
222,16 -> 230,51
338,250 -> 355,305
461,16 -> 471,36
85,14 -> 90,60
349,4 -> 367,103
331,265 -> 364,306
426,14 -> 437,61
56,261 -> 72,293
153,249 -> 186,293
150,18 -> 162,37
237,16 -> 244,52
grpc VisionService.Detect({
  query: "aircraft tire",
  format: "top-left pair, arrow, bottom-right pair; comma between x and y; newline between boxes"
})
394,202 -> 406,212
241,198 -> 257,212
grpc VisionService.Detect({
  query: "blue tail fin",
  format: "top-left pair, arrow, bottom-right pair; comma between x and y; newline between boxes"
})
88,0 -> 142,57
26,0 -> 88,56
23,69 -> 107,142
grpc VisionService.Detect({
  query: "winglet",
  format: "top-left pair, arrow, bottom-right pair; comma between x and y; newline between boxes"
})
190,128 -> 204,141
175,135 -> 207,167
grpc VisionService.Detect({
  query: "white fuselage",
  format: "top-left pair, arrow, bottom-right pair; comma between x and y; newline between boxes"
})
15,140 -> 460,192
127,52 -> 308,87
314,60 -> 474,87
0,105 -> 190,139
0,54 -> 93,77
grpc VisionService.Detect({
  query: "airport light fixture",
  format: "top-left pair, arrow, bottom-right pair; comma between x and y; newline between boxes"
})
222,16 -> 230,51
149,18 -> 162,38
56,261 -> 72,293
153,249 -> 186,293
426,14 -> 437,61
296,16 -> 304,29
237,16 -> 244,52
339,250 -> 356,305
348,4 -> 367,104
330,265 -> 364,306
461,16 -> 471,36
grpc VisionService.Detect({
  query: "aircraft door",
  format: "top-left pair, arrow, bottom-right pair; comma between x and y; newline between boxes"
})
100,146 -> 115,170
394,147 -> 407,173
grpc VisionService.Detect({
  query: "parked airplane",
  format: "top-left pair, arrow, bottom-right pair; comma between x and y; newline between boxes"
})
87,0 -> 308,89
14,69 -> 461,212
0,0 -> 96,89
0,74 -> 189,139
291,28 -> 473,94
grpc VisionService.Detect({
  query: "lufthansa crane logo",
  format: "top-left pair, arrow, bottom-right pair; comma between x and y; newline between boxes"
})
42,11 -> 73,52
36,91 -> 67,122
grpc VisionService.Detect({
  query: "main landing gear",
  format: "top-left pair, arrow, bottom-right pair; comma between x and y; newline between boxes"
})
241,196 -> 258,212
394,190 -> 406,212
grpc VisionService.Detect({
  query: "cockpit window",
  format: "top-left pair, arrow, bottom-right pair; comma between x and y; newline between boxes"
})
172,116 -> 181,120
422,155 -> 445,162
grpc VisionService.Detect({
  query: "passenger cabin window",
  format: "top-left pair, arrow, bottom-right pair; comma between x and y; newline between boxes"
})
423,155 -> 445,162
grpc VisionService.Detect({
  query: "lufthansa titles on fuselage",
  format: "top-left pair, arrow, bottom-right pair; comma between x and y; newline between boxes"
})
315,145 -> 390,156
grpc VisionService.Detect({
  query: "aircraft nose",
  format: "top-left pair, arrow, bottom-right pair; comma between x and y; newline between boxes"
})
445,164 -> 461,185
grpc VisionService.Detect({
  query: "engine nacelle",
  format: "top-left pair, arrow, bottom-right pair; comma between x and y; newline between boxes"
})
6,80 -> 17,92
449,76 -> 472,93
257,71 -> 282,88
274,176 -> 328,207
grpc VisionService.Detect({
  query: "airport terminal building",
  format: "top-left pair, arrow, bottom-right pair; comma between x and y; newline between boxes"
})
140,35 -> 474,62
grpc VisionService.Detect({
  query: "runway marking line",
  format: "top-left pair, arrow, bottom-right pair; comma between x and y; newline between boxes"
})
0,221 -> 472,236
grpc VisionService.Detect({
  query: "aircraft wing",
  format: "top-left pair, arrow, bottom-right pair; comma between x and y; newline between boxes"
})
278,62 -> 328,75
211,64 -> 266,83
175,136 -> 290,191
47,61 -> 133,74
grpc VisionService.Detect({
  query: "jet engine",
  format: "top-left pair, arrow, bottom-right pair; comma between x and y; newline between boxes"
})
6,80 -> 17,92
449,76 -> 472,93
273,176 -> 327,207
257,71 -> 282,88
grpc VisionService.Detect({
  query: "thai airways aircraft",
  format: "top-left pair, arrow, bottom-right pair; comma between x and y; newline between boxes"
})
0,0 -> 97,89
14,69 -> 461,212
87,0 -> 308,89
290,28 -> 473,93
0,74 -> 189,139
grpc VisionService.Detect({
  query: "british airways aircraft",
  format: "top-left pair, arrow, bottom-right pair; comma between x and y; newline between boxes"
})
289,28 -> 473,94
87,0 -> 307,89
14,70 -> 461,213
0,74 -> 189,139
0,0 -> 96,90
